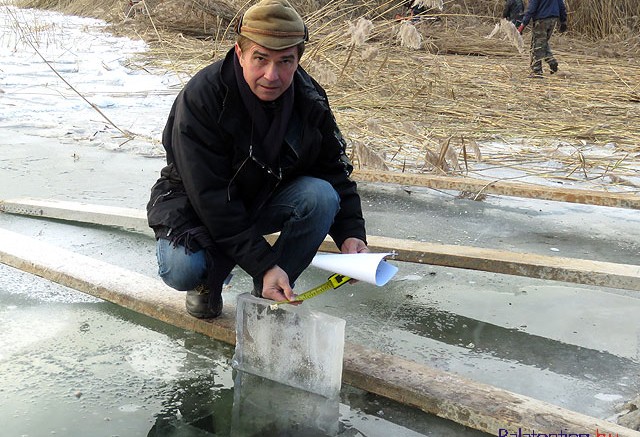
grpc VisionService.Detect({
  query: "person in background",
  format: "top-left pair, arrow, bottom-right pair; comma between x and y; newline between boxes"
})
146,0 -> 368,319
395,1 -> 427,23
502,0 -> 524,27
518,0 -> 568,77
406,0 -> 426,22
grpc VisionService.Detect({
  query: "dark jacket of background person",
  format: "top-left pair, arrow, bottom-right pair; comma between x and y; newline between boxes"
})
147,49 -> 366,280
502,0 -> 524,24
522,0 -> 567,26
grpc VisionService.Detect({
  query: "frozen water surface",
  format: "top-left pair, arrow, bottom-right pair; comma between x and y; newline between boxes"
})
1,4 -> 639,437
0,5 -> 178,156
0,264 -> 486,436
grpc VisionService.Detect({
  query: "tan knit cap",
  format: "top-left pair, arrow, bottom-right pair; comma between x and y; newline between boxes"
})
237,0 -> 307,50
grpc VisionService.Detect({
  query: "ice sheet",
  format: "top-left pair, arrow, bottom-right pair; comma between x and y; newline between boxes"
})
232,293 -> 346,399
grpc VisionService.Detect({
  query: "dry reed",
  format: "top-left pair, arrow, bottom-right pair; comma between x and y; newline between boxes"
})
10,0 -> 640,193
397,21 -> 422,49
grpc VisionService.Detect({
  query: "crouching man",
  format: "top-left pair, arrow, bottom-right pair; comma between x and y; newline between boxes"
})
147,0 -> 368,318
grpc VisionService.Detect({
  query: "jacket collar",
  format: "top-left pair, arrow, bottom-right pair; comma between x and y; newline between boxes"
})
219,49 -> 250,152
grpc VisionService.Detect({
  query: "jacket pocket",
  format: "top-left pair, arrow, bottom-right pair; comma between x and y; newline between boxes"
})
147,179 -> 196,234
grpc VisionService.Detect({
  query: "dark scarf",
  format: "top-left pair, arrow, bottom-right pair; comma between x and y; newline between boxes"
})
233,51 -> 294,167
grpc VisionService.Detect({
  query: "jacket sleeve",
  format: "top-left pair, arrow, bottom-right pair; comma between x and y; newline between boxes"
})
308,89 -> 367,249
169,80 -> 278,278
502,0 -> 511,19
559,0 -> 567,23
521,0 -> 538,26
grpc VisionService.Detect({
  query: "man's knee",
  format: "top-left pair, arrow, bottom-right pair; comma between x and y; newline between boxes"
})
300,177 -> 340,215
160,270 -> 202,291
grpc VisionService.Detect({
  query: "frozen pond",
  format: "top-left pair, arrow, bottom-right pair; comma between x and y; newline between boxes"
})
0,5 -> 175,157
2,261 -> 484,436
1,4 -> 640,437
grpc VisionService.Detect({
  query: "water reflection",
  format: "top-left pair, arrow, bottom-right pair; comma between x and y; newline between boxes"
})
147,370 -> 340,436
147,383 -> 233,436
231,371 -> 340,436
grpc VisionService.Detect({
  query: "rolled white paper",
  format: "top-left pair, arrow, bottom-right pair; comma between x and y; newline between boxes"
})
311,253 -> 398,286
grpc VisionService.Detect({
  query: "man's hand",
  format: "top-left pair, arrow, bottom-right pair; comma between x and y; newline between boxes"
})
260,265 -> 296,302
559,21 -> 567,33
517,24 -> 525,34
341,237 -> 369,254
340,237 -> 369,284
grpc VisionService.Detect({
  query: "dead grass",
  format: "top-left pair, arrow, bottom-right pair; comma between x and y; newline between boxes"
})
10,0 -> 640,192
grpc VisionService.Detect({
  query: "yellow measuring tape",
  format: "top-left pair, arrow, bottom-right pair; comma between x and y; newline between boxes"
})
269,273 -> 351,309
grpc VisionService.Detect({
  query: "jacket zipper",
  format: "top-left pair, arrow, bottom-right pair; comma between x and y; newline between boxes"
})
151,189 -> 173,207
227,154 -> 250,202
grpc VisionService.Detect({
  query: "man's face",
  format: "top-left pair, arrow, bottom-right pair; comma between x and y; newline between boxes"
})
235,42 -> 299,102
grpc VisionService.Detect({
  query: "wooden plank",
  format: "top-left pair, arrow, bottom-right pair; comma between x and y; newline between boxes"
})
342,345 -> 640,436
0,228 -> 637,437
352,169 -> 640,210
316,236 -> 640,290
0,197 -> 151,235
363,236 -> 640,292
3,198 -> 639,291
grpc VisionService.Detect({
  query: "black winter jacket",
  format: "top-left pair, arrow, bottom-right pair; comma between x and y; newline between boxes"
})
147,49 -> 366,279
502,0 -> 524,23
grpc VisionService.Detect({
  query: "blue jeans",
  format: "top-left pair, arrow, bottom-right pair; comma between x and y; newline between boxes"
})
156,176 -> 340,291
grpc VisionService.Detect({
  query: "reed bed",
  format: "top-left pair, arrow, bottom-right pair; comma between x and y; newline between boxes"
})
12,0 -> 640,191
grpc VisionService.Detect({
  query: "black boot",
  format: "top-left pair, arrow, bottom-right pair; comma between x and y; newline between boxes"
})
528,70 -> 544,79
186,284 -> 223,319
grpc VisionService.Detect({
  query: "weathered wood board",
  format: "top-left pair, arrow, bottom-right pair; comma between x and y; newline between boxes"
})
2,198 -> 639,291
352,169 -> 640,210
